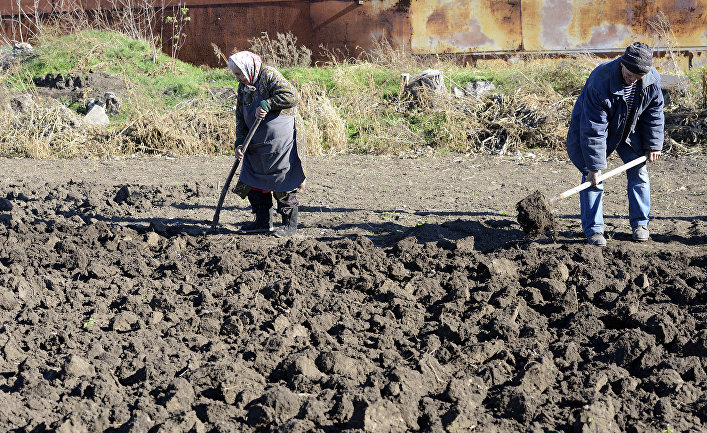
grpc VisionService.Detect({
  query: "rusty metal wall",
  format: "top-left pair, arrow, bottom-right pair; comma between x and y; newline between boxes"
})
521,0 -> 707,52
408,0 -> 522,53
175,0 -> 312,66
309,0 -> 707,67
2,0 -> 706,67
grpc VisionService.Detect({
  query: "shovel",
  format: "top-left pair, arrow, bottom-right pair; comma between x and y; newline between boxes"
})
211,117 -> 262,228
516,155 -> 648,237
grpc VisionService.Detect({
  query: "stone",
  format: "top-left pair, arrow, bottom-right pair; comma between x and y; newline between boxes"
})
405,69 -> 446,101
84,104 -> 109,126
105,91 -> 122,115
114,185 -> 131,203
660,74 -> 688,106
465,80 -> 496,98
12,42 -> 33,56
0,198 -> 13,212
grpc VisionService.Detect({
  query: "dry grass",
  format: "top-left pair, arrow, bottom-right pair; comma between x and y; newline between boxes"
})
297,81 -> 347,155
0,87 -> 237,158
360,37 -> 427,71
455,90 -> 574,154
390,84 -> 574,156
117,105 -> 236,155
664,108 -> 707,154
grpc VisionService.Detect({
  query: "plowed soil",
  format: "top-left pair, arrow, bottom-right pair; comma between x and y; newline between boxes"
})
1,152 -> 706,433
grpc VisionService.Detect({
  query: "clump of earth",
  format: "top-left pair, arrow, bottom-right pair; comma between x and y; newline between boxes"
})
32,71 -> 128,107
516,189 -> 557,239
0,155 -> 705,432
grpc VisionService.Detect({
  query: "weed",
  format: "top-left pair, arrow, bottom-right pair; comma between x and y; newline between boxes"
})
450,421 -> 460,433
164,3 -> 191,61
248,32 -> 311,68
82,317 -> 95,329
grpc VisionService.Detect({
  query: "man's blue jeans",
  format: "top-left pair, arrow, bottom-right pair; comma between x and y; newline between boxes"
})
580,144 -> 651,236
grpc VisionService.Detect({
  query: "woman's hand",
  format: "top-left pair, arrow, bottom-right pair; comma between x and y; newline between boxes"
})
256,100 -> 270,119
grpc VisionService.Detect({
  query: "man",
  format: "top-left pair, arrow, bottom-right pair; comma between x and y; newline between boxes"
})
566,42 -> 664,247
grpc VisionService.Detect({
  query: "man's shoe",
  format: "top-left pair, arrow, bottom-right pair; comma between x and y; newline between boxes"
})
632,226 -> 649,242
587,233 -> 607,247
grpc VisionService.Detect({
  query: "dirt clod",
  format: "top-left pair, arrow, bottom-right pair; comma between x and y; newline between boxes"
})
516,190 -> 557,239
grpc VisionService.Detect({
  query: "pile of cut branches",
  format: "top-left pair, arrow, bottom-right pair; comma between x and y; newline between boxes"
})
664,108 -> 707,153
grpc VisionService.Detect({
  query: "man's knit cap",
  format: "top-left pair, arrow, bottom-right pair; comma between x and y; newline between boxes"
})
621,42 -> 652,75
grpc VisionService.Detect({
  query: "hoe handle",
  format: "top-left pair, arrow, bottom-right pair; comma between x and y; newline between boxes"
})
547,155 -> 648,206
212,117 -> 262,227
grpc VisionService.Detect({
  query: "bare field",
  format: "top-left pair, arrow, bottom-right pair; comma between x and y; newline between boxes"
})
0,152 -> 706,432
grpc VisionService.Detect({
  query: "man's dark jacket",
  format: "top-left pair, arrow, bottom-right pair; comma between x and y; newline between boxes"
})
566,58 -> 664,173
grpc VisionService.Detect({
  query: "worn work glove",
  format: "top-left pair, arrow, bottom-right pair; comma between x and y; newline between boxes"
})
259,100 -> 271,112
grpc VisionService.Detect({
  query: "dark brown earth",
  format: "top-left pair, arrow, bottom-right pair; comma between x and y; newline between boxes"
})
0,152 -> 706,433
515,190 -> 557,240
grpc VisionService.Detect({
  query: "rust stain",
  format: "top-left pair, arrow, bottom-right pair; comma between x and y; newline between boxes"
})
522,0 -> 707,52
424,7 -> 448,36
410,0 -> 521,53
395,0 -> 411,13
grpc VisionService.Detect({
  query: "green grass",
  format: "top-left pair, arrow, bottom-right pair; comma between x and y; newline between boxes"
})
10,29 -> 237,112
282,66 -> 337,92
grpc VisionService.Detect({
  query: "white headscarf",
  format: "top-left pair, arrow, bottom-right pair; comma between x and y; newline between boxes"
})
228,51 -> 262,93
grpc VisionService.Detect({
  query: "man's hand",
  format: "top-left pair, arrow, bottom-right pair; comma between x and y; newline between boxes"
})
646,150 -> 662,162
587,170 -> 601,186
236,145 -> 244,160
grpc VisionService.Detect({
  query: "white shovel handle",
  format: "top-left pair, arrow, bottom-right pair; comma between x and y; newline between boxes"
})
547,155 -> 648,206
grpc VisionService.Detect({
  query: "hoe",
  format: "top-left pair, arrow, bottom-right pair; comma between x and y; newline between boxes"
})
212,118 -> 262,228
516,155 -> 648,238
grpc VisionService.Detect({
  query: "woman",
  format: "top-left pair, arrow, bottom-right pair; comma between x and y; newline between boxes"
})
228,51 -> 306,237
